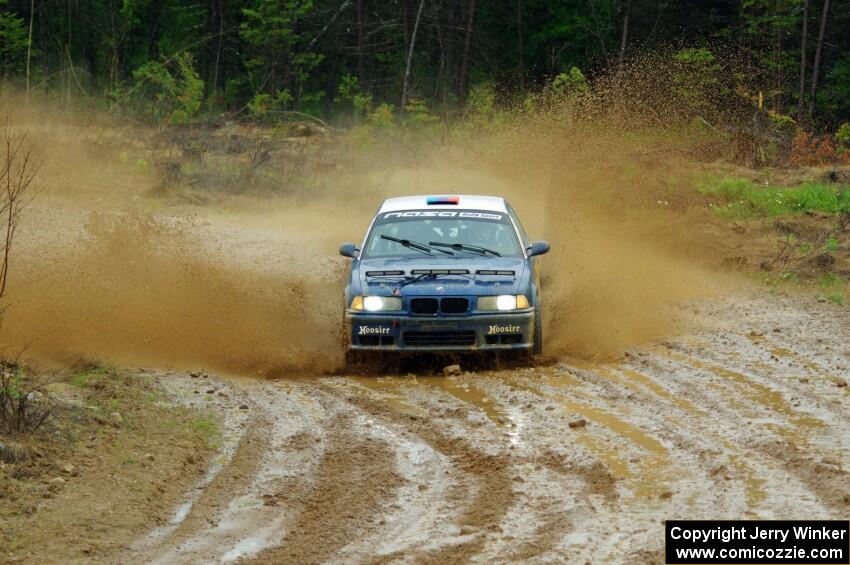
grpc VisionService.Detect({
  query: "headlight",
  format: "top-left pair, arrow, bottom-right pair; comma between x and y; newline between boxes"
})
351,295 -> 402,312
478,295 -> 530,311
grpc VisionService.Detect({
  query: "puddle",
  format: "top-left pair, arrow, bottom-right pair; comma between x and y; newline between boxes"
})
727,455 -> 768,509
508,372 -> 674,499
670,353 -> 825,443
538,372 -> 667,455
349,377 -> 429,419
417,375 -> 507,427
615,366 -> 703,414
351,374 -> 508,427
745,334 -> 824,372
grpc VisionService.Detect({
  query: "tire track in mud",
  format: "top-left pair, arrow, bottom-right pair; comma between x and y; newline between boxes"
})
125,380 -> 329,564
245,413 -> 403,564
658,326 -> 850,514
128,374 -> 266,559
328,381 -> 519,564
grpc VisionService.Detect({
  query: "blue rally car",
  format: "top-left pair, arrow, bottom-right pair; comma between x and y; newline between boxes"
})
339,195 -> 549,354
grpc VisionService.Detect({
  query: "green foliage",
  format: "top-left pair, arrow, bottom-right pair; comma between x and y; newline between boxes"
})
836,123 -> 850,149
191,417 -> 219,447
0,0 -> 848,127
817,273 -> 847,305
673,48 -> 723,115
240,0 -> 322,111
346,102 -> 397,149
466,82 -> 496,121
819,56 -> 850,124
701,177 -> 850,219
403,98 -> 440,131
823,292 -> 845,305
0,2 -> 27,76
769,113 -> 797,134
131,53 -> 204,124
335,73 -> 372,117
550,67 -> 589,97
1,364 -> 51,434
248,89 -> 293,118
366,103 -> 396,129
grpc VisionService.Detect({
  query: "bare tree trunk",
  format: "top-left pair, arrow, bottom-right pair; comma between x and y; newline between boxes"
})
458,0 -> 476,101
798,0 -> 809,120
148,0 -> 163,58
516,0 -> 524,89
618,0 -> 631,66
402,0 -> 412,55
66,0 -> 72,106
210,0 -> 224,96
356,0 -> 365,83
774,6 -> 782,112
401,0 -> 425,109
433,0 -> 446,103
809,0 -> 830,115
26,0 -> 34,102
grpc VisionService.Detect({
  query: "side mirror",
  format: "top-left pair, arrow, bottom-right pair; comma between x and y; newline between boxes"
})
527,240 -> 550,257
339,243 -> 360,258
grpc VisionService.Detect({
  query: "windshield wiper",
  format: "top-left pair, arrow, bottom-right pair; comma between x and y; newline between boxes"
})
428,241 -> 501,257
396,272 -> 439,289
381,235 -> 453,255
395,271 -> 472,290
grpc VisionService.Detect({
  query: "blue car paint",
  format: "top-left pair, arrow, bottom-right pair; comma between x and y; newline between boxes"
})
341,206 -> 545,352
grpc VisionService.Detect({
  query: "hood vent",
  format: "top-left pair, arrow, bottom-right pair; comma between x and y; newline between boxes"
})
365,270 -> 405,276
476,270 -> 515,276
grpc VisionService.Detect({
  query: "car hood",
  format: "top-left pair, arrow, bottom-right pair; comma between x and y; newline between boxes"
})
357,256 -> 527,296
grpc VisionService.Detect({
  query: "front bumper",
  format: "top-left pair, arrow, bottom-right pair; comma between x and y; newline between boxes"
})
346,310 -> 535,351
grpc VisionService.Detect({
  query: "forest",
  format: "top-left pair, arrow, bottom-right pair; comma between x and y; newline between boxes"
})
0,0 -> 847,129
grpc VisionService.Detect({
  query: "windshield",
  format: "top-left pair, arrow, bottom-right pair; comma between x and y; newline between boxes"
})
363,209 -> 523,258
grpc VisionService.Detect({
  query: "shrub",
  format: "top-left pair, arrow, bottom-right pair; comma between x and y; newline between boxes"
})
465,81 -> 497,123
334,73 -> 372,118
248,89 -> 292,119
0,364 -> 51,434
789,129 -> 843,166
815,137 -> 838,165
836,123 -> 850,149
130,53 -> 204,124
550,67 -> 589,98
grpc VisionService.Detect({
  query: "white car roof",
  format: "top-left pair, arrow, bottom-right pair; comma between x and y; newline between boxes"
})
378,195 -> 509,213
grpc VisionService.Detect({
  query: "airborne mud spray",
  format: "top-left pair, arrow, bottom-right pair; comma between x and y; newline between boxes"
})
0,70 -> 730,375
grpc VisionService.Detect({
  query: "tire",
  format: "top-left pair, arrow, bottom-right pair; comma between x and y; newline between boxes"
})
532,303 -> 543,355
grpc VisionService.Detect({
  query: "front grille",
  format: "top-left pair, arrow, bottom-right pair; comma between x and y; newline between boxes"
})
440,297 -> 469,314
410,298 -> 439,315
404,331 -> 476,347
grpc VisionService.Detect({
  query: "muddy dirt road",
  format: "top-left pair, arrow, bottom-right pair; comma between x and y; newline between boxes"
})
117,293 -> 849,564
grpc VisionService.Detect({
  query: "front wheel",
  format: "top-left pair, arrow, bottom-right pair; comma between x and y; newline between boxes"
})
533,303 -> 543,355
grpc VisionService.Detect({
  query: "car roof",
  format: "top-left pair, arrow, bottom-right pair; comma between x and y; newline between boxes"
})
378,195 -> 509,213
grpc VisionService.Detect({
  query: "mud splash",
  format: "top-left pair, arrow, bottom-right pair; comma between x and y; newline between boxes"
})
4,210 -> 342,375
0,90 -> 732,372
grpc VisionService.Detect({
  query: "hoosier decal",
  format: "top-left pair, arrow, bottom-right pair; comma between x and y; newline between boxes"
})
488,324 -> 521,334
358,325 -> 391,335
